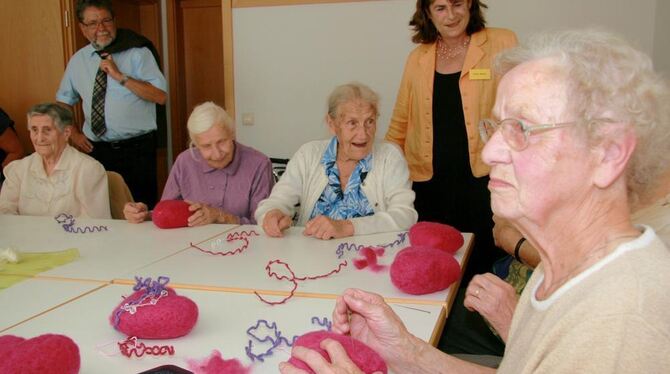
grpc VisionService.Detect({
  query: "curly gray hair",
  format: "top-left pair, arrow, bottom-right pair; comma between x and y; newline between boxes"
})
327,82 -> 380,120
495,29 -> 670,205
27,103 -> 73,132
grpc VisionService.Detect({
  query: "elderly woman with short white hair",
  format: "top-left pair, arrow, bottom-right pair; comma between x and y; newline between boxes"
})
124,101 -> 273,225
0,103 -> 110,218
256,82 -> 417,240
279,30 -> 670,373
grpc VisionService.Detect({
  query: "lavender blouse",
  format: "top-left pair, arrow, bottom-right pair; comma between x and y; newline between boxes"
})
161,141 -> 273,224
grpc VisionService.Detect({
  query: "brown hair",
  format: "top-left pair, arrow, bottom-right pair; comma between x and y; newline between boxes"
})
410,0 -> 487,44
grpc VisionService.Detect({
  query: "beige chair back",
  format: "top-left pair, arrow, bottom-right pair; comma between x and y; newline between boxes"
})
106,171 -> 133,219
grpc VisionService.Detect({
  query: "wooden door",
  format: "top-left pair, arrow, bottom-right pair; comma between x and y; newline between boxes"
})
167,0 -> 230,159
0,0 -> 70,152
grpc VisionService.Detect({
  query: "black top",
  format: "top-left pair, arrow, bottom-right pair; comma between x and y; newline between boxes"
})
0,108 -> 15,182
432,71 -> 470,179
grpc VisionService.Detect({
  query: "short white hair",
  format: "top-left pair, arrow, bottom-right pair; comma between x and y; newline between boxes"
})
187,101 -> 235,147
495,29 -> 670,204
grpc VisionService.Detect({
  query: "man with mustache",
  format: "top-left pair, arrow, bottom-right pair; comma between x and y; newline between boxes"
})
56,0 -> 167,208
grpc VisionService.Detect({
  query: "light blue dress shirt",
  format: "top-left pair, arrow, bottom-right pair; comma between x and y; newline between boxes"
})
56,44 -> 167,142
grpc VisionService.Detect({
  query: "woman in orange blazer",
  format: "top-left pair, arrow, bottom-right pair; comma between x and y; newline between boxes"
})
385,0 -> 516,358
386,0 -> 516,279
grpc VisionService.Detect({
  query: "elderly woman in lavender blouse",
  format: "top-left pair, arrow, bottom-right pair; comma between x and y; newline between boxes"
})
123,101 -> 273,226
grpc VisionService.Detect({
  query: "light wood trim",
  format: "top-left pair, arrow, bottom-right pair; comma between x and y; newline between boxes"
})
166,0 -> 184,160
60,0 -> 77,62
222,0 -> 236,118
233,0 -> 378,8
429,306 -> 447,346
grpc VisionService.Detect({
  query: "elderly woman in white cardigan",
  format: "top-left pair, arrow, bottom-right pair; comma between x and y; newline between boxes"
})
255,83 -> 417,240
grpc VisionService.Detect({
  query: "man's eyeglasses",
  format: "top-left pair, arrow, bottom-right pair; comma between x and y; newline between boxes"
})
479,118 -> 578,151
81,17 -> 114,30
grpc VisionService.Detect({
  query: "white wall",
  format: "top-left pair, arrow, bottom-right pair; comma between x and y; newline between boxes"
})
233,0 -> 663,159
653,0 -> 670,75
486,0 -> 657,55
233,0 -> 415,158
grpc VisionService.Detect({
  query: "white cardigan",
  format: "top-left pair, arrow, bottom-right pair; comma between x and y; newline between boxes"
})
255,139 -> 417,235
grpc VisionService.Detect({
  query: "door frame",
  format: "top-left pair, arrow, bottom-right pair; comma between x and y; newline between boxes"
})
166,0 -> 234,160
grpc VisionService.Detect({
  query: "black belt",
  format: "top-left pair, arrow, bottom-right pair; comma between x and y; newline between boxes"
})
92,131 -> 155,150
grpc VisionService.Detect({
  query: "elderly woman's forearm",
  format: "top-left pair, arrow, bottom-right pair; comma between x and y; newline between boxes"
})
391,335 -> 496,374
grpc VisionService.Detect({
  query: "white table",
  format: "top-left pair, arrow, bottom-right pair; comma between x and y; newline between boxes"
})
129,225 -> 473,306
0,276 -> 106,332
0,215 -> 238,281
4,284 -> 445,373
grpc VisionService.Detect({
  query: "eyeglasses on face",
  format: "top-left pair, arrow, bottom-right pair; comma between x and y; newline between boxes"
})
81,17 -> 114,30
478,118 -> 580,151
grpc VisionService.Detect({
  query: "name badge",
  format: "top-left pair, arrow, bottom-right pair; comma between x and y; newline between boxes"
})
469,68 -> 491,80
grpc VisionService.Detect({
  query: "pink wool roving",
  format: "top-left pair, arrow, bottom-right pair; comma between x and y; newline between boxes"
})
110,287 -> 199,339
0,334 -> 80,374
408,221 -> 464,253
288,331 -> 387,374
152,200 -> 191,229
188,350 -> 251,374
390,246 -> 461,295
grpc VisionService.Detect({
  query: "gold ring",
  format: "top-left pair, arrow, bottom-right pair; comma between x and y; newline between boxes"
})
475,288 -> 480,296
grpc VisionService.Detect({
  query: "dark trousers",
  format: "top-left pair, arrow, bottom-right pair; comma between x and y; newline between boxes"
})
438,288 -> 505,356
90,131 -> 158,209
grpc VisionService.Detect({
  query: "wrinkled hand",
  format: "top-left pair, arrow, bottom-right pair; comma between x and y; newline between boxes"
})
99,53 -> 123,81
279,339 -> 370,374
186,201 -> 221,227
123,202 -> 149,223
70,131 -> 93,153
262,209 -> 292,237
303,216 -> 354,240
464,273 -> 517,342
331,289 -> 415,371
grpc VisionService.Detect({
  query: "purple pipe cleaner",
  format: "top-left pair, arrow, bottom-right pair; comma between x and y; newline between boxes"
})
112,276 -> 171,328
244,316 -> 332,362
54,213 -> 108,234
335,231 -> 408,259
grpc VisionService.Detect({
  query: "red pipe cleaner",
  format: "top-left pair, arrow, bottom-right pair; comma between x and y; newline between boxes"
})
190,230 -> 259,256
118,336 -> 175,358
254,259 -> 348,305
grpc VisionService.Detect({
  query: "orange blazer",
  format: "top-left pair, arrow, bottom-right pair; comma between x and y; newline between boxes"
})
385,28 -> 518,181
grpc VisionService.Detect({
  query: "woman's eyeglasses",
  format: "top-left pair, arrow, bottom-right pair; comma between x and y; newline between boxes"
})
479,118 -> 577,151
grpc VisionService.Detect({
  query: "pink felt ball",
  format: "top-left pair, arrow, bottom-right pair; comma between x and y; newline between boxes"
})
408,221 -> 464,254
110,287 -> 199,339
390,246 -> 461,295
152,200 -> 191,229
288,331 -> 387,374
0,334 -> 80,374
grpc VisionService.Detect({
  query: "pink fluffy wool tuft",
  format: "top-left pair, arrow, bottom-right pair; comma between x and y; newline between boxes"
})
288,331 -> 387,374
110,287 -> 199,339
188,350 -> 250,374
408,221 -> 464,253
152,200 -> 191,229
390,246 -> 460,295
0,334 -> 80,374
353,247 -> 386,272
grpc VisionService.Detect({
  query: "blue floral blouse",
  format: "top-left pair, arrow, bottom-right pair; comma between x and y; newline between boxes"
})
309,137 -> 375,220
